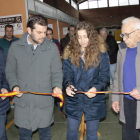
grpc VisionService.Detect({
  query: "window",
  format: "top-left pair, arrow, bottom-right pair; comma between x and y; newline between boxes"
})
71,0 -> 78,10
79,1 -> 88,9
65,0 -> 70,3
129,0 -> 139,5
79,0 -> 139,10
88,0 -> 98,9
109,0 -> 119,7
98,0 -> 108,8
39,0 -> 43,2
119,0 -> 129,6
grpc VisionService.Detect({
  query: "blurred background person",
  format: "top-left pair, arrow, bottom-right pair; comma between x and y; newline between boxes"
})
99,28 -> 118,85
46,27 -> 62,56
0,25 -> 19,54
60,25 -> 75,53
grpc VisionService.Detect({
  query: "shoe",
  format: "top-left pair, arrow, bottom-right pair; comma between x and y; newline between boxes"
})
60,111 -> 66,118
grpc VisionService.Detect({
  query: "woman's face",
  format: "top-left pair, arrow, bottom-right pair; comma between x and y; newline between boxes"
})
77,29 -> 89,48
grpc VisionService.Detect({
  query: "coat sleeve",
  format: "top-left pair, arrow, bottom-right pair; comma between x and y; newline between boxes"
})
112,49 -> 121,102
0,49 -> 9,91
51,44 -> 63,90
91,52 -> 110,91
5,44 -> 19,90
107,36 -> 118,56
63,58 -> 74,88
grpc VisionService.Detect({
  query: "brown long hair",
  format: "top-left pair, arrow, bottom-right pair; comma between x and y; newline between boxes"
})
64,22 -> 106,70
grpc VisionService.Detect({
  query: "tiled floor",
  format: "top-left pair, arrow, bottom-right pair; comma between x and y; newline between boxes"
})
6,95 -> 122,140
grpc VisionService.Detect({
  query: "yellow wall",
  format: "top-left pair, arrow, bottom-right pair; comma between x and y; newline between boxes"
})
0,0 -> 27,39
115,29 -> 122,41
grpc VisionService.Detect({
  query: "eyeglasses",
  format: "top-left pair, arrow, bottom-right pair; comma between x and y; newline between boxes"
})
120,29 -> 139,39
46,34 -> 52,36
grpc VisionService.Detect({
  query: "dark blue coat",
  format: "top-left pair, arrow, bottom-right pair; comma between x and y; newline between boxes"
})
63,52 -> 110,121
0,47 -> 10,115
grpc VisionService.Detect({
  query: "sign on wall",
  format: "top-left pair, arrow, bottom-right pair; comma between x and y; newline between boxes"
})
0,14 -> 23,36
48,24 -> 53,29
63,27 -> 68,35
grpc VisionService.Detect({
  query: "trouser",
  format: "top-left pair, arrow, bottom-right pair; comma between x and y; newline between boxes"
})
19,125 -> 51,140
110,63 -> 116,85
0,114 -> 7,140
123,97 -> 139,140
67,117 -> 99,140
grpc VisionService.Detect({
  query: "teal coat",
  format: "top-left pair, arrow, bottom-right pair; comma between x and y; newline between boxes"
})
5,32 -> 63,131
0,35 -> 19,54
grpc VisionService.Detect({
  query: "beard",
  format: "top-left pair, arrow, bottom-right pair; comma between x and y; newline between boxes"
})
30,33 -> 45,45
6,34 -> 13,39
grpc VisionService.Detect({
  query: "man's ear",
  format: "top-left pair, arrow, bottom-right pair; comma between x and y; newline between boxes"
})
138,29 -> 140,38
27,27 -> 32,34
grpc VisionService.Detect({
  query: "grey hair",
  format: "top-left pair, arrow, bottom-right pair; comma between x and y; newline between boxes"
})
122,16 -> 140,29
99,28 -> 108,34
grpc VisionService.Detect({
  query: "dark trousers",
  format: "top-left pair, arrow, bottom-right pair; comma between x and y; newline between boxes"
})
19,125 -> 51,140
67,117 -> 99,140
123,97 -> 139,140
0,114 -> 7,140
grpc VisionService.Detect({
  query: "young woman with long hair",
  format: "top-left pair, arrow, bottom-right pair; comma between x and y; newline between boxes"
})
63,22 -> 110,140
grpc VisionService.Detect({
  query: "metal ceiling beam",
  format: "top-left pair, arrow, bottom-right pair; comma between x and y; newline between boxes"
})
77,0 -> 88,4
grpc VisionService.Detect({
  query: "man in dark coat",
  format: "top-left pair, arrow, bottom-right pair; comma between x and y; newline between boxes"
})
99,28 -> 118,84
60,25 -> 75,53
0,47 -> 10,140
5,15 -> 63,140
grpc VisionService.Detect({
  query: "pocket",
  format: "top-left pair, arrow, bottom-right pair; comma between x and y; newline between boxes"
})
39,95 -> 54,108
13,94 -> 29,107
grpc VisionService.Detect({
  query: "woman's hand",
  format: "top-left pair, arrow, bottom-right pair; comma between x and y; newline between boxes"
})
66,85 -> 77,97
1,88 -> 8,100
85,87 -> 97,98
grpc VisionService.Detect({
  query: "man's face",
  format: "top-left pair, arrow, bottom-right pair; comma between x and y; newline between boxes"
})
46,30 -> 53,41
99,30 -> 107,40
69,27 -> 75,36
27,23 -> 47,45
5,27 -> 13,40
121,23 -> 140,48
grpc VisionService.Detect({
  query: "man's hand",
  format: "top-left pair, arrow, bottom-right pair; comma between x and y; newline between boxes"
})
13,86 -> 23,97
85,87 -> 97,98
1,88 -> 8,100
52,87 -> 62,97
66,85 -> 77,97
112,101 -> 120,113
130,89 -> 140,100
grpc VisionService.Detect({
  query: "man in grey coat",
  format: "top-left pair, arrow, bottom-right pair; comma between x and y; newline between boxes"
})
5,15 -> 63,140
112,16 -> 140,140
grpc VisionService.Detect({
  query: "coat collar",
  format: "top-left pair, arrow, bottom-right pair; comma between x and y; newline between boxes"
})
3,35 -> 16,42
119,41 -> 140,56
17,32 -> 51,51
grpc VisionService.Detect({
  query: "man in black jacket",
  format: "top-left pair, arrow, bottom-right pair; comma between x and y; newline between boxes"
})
60,25 -> 75,53
99,28 -> 118,85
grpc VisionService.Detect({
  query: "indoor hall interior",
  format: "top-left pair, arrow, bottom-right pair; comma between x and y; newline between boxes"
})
1,0 -> 140,140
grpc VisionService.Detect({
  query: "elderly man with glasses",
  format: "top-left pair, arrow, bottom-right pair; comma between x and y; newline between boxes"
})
112,16 -> 140,140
